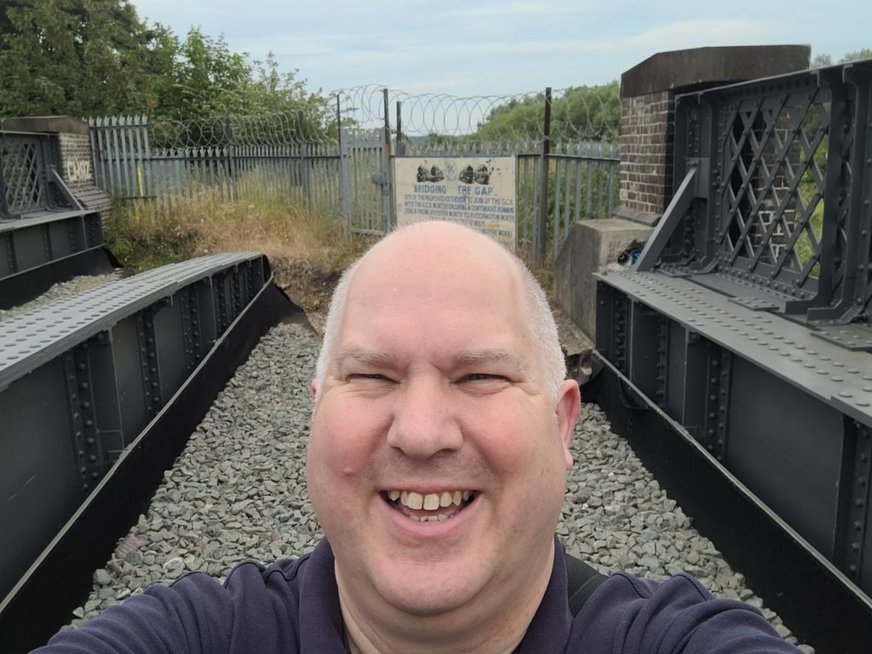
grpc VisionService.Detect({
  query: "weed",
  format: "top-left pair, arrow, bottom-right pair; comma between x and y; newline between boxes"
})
104,189 -> 372,310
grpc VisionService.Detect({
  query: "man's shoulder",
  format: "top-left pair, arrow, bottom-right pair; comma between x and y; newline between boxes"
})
212,549 -> 315,590
569,571 -> 800,653
33,548 -> 323,653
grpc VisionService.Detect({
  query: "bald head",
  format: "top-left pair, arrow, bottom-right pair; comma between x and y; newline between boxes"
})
314,221 -> 566,402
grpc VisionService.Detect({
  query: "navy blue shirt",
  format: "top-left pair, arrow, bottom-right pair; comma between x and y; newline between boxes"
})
34,538 -> 800,653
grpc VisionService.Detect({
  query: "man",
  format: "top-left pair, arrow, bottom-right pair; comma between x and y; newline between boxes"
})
35,221 -> 801,653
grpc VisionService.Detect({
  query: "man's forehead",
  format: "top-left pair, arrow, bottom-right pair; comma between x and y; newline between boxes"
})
362,224 -> 513,273
348,229 -> 520,300
335,344 -> 529,372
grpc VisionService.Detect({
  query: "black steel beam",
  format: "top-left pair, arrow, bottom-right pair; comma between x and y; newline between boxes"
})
635,166 -> 697,272
587,355 -> 872,654
0,283 -> 300,654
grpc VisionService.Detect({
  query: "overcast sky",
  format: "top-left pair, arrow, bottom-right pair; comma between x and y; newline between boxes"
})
130,0 -> 871,97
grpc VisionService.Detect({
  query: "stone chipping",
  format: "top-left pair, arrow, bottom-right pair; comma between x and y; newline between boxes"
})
57,321 -> 809,650
0,272 -> 124,323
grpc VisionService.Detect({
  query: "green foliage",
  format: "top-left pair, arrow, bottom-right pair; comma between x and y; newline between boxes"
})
812,48 -> 872,68
475,94 -> 545,144
473,82 -> 620,146
840,48 -> 872,63
0,1 -> 329,127
551,83 -> 620,143
0,0 -> 162,116
104,200 -> 196,271
152,28 -> 325,120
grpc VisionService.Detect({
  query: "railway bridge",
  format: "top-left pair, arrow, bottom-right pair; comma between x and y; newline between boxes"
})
1,46 -> 871,652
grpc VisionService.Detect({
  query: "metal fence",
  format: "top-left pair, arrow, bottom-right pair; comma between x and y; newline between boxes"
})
89,85 -> 621,260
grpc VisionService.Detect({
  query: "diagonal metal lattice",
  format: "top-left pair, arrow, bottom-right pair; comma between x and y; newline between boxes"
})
0,135 -> 47,215
657,61 -> 872,325
718,88 -> 832,294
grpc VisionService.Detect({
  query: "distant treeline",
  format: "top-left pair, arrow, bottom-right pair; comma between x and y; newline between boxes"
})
1,1 -> 868,147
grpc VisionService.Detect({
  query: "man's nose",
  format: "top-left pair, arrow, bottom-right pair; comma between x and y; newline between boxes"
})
386,377 -> 463,459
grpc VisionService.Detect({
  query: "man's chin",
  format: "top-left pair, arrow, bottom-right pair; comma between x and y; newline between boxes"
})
371,564 -> 485,617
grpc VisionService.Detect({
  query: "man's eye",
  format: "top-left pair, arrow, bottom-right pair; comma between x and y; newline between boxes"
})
462,373 -> 507,382
348,373 -> 393,382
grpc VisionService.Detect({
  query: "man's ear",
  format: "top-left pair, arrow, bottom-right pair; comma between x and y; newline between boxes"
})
555,380 -> 581,469
310,378 -> 318,402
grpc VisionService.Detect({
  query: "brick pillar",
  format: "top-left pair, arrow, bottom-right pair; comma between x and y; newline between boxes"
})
614,45 -> 811,226
619,91 -> 674,220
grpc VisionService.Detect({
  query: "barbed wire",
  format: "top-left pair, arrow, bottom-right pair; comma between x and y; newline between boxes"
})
330,84 -> 620,144
88,83 -> 620,149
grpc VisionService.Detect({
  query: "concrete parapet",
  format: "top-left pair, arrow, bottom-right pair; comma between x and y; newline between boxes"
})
554,219 -> 653,340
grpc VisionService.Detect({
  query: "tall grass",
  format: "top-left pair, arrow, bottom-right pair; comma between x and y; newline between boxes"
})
104,185 -> 559,312
105,189 -> 371,309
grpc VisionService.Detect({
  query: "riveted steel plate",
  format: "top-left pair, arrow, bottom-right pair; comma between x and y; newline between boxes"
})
596,270 -> 872,427
0,252 -> 266,392
730,296 -> 780,311
812,325 -> 872,352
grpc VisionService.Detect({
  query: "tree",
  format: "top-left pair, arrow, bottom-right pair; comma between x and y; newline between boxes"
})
840,48 -> 872,63
0,2 -> 329,131
0,0 -> 162,116
472,82 -> 620,146
812,48 -> 872,68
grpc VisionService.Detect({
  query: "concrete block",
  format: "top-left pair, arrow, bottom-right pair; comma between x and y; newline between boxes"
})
621,45 -> 810,99
554,219 -> 653,340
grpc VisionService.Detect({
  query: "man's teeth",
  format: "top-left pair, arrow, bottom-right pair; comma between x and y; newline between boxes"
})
387,490 -> 473,511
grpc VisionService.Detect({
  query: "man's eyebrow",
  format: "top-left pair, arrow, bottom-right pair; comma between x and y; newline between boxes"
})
334,346 -> 397,369
454,348 -> 528,372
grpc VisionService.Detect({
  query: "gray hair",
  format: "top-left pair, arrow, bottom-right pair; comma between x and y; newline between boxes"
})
313,224 -> 566,403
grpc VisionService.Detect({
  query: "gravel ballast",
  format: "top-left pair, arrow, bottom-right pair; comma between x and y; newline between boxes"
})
0,273 -> 124,323
57,321 -> 809,650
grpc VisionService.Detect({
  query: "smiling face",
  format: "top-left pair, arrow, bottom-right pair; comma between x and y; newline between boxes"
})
306,222 -> 580,642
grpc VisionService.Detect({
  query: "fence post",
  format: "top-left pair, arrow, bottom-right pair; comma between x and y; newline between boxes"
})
224,117 -> 236,202
396,100 -> 405,157
535,87 -> 552,267
298,110 -> 312,212
337,96 -> 352,225
0,133 -> 10,218
381,88 -> 393,233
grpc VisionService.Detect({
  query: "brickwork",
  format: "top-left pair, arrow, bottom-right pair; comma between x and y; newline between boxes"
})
57,133 -> 95,194
619,90 -> 674,218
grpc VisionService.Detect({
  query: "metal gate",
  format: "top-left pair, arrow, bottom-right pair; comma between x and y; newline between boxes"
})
340,127 -> 389,234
